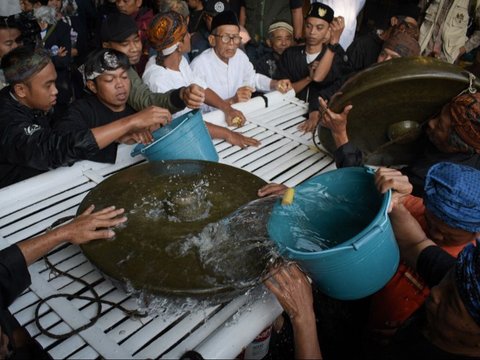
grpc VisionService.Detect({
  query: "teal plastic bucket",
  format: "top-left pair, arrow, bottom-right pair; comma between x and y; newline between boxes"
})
131,110 -> 219,162
267,167 -> 399,300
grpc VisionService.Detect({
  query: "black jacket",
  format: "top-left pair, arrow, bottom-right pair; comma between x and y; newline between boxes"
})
278,45 -> 353,113
0,87 -> 99,188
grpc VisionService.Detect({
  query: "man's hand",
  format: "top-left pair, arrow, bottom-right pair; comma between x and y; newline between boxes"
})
329,16 -> 345,45
272,79 -> 293,93
308,61 -> 319,80
225,130 -> 260,148
131,106 -> 171,130
232,86 -> 255,103
57,46 -> 68,57
375,167 -> 413,212
181,84 -> 205,109
118,130 -> 154,145
264,263 -> 314,324
257,183 -> 289,197
318,96 -> 352,147
298,110 -> 320,133
224,107 -> 246,127
64,205 -> 127,245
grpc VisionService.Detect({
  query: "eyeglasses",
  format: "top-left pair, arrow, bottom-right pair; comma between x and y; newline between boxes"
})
214,34 -> 242,44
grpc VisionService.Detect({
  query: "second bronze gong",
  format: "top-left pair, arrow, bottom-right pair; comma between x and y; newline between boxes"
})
319,57 -> 480,165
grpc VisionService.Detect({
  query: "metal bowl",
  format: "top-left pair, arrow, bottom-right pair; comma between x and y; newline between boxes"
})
319,57 -> 480,165
387,120 -> 421,144
78,160 -> 271,304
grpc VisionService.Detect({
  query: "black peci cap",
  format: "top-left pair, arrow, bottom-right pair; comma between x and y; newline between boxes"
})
100,13 -> 139,43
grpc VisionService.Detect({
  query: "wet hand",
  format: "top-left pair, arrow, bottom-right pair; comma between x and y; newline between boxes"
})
225,130 -> 260,148
257,183 -> 289,197
182,84 -> 205,109
65,205 -> 127,245
264,263 -> 314,324
375,167 -> 413,212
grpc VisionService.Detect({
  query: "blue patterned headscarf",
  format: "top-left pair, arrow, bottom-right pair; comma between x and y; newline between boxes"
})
455,240 -> 480,326
424,162 -> 480,233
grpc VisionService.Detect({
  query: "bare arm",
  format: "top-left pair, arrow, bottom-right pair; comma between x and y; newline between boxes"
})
91,106 -> 171,149
17,205 -> 126,266
265,264 -> 322,359
311,17 -> 344,82
291,7 -> 304,40
206,122 -> 260,148
374,167 -> 436,269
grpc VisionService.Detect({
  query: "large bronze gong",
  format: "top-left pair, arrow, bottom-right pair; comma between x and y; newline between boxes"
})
319,57 -> 480,165
78,160 -> 269,303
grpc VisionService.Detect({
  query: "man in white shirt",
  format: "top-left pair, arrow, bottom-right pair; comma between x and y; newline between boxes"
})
190,10 -> 292,111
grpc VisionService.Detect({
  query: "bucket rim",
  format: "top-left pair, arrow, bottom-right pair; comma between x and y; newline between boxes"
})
141,110 -> 201,154
271,166 -> 392,256
130,109 -> 201,157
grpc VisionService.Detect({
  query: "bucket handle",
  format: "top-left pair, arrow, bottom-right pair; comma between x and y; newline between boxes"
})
352,188 -> 392,250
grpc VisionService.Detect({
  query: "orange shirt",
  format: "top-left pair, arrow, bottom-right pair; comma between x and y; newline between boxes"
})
368,195 -> 473,331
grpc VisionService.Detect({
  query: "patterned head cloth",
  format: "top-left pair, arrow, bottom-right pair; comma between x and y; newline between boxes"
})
448,92 -> 480,153
2,47 -> 51,85
455,239 -> 480,327
383,31 -> 420,57
82,48 -> 130,82
424,162 -> 480,233
148,11 -> 187,56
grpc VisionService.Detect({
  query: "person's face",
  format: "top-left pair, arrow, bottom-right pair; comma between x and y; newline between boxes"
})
87,68 -> 131,112
180,32 -> 191,54
187,0 -> 201,10
424,210 -> 477,248
48,0 -> 62,13
20,0 -> 34,12
104,33 -> 142,65
116,0 -> 141,16
0,28 -> 22,59
377,47 -> 401,63
268,28 -> 293,55
304,17 -> 330,47
426,104 -> 462,153
425,270 -> 480,355
209,25 -> 241,63
14,62 -> 58,112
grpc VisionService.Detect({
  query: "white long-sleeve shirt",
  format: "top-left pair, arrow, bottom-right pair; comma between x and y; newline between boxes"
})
190,48 -> 272,103
142,56 -> 206,118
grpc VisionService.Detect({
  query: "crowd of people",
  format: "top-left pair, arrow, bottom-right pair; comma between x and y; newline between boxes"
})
0,0 -> 480,359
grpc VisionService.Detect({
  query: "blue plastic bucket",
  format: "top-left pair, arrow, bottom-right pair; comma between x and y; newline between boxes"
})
267,167 -> 399,300
131,110 -> 219,162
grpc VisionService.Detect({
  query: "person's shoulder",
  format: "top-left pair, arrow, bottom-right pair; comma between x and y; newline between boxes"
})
191,48 -> 213,67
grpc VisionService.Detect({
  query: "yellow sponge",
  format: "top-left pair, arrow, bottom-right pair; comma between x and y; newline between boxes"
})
281,188 -> 295,205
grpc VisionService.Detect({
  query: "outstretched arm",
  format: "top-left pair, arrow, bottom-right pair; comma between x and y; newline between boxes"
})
17,205 -> 127,266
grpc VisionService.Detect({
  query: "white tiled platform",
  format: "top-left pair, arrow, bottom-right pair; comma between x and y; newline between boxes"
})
0,91 -> 333,359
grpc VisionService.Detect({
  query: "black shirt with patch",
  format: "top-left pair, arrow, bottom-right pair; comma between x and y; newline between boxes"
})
0,87 -> 98,188
53,95 -> 136,164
